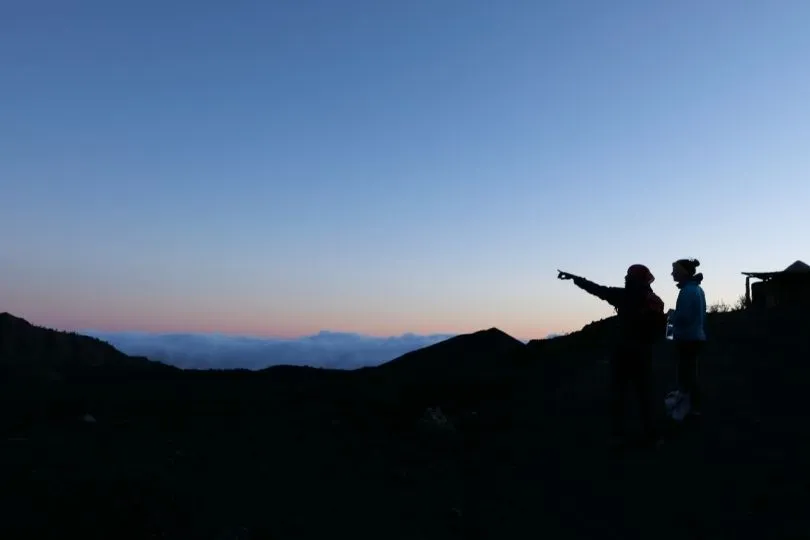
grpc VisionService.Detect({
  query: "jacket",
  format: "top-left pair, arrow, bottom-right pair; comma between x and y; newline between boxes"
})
572,277 -> 666,347
670,278 -> 707,341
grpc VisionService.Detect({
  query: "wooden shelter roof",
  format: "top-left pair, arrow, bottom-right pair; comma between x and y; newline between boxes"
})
742,260 -> 810,280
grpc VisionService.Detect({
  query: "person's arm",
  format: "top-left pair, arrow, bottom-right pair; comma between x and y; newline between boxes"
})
571,276 -> 624,309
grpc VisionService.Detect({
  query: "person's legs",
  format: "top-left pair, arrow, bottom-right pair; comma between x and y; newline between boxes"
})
677,341 -> 702,414
610,352 -> 630,438
631,348 -> 658,441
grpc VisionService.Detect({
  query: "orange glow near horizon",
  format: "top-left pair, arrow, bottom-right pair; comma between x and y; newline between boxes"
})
17,307 -> 592,341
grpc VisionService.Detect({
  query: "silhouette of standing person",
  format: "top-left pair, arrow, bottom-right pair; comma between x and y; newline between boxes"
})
668,258 -> 707,416
558,265 -> 666,447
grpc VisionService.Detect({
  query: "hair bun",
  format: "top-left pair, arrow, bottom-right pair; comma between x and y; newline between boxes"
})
674,258 -> 700,275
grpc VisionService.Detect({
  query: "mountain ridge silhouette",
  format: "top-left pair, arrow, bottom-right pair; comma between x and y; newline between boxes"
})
2,309 -> 809,539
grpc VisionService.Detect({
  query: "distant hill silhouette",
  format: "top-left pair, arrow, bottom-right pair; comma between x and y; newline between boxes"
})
1,309 -> 810,539
381,327 -> 525,371
0,312 -> 177,432
0,312 -> 174,376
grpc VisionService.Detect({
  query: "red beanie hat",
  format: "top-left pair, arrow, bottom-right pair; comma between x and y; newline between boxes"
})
626,264 -> 655,284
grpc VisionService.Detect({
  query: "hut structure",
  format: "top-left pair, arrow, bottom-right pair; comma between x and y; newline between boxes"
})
742,260 -> 810,310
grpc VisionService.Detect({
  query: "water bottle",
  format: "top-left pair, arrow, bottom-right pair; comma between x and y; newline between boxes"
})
665,315 -> 674,340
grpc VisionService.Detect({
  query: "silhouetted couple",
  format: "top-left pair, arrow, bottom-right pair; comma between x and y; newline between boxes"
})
557,259 -> 706,447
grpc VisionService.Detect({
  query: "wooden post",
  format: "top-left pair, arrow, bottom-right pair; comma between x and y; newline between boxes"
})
745,275 -> 752,307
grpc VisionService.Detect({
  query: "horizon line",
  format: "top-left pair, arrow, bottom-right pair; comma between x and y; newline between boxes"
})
79,327 -> 557,343
3,311 -> 574,344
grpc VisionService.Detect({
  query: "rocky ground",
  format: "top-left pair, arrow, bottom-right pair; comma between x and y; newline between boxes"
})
1,309 -> 809,539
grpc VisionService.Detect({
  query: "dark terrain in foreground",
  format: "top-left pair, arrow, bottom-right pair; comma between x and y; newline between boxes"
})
2,310 -> 810,539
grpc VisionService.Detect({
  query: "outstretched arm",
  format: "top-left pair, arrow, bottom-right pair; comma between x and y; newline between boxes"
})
558,270 -> 623,309
573,277 -> 624,309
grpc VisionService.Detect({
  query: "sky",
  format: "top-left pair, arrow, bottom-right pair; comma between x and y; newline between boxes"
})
2,0 -> 809,341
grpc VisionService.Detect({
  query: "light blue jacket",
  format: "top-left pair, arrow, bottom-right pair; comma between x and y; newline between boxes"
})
671,280 -> 707,341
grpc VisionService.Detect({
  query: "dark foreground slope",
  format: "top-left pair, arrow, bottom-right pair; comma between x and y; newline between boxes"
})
2,310 -> 810,539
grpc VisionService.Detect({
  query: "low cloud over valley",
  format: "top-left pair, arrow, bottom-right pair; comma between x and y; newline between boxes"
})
83,330 -> 457,370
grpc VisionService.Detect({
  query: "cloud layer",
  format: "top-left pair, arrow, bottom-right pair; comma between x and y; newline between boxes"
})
82,330 -> 457,370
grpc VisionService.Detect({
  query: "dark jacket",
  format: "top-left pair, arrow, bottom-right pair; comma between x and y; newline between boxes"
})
572,276 -> 666,347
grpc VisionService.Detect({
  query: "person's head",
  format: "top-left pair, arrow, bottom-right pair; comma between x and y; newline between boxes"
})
671,258 -> 700,282
625,264 -> 655,288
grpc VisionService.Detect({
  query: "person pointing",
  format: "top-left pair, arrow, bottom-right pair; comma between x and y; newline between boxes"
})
557,265 -> 667,447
